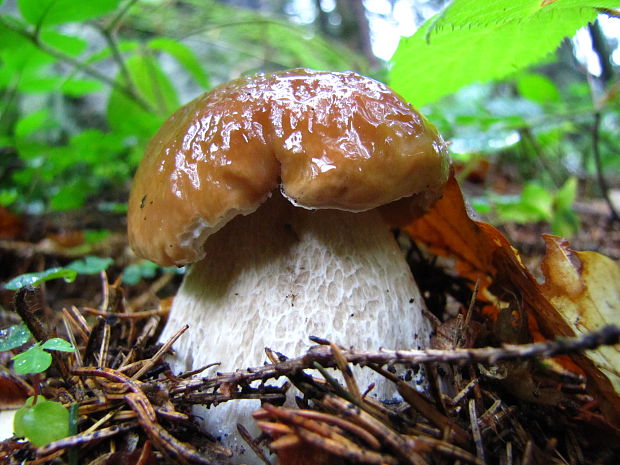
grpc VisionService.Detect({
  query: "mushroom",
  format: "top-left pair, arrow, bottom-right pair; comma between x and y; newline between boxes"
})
127,68 -> 449,460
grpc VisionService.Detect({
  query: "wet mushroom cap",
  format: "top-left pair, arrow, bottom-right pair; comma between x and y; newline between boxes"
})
128,68 -> 450,267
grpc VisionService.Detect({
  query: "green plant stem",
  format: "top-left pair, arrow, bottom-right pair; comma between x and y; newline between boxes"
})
13,287 -> 73,382
106,0 -> 141,32
0,16 -> 154,113
98,25 -> 140,103
143,48 -> 170,114
519,127 -> 563,188
68,403 -> 79,465
99,0 -> 142,104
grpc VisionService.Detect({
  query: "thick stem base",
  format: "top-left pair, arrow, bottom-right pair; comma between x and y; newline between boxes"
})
160,193 -> 432,462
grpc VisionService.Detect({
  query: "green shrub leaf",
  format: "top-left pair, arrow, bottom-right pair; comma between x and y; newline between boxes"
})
516,73 -> 561,103
390,0 -> 617,106
39,31 -> 88,56
60,78 -> 104,96
18,0 -> 122,27
148,38 -> 210,88
106,54 -> 178,138
555,177 -> 578,211
14,110 -> 52,139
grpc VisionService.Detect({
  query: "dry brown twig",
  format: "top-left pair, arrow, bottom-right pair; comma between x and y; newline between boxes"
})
172,324 -> 620,396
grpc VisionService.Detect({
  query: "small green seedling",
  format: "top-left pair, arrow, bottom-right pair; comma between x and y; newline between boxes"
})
3,255 -> 113,291
0,325 -> 75,446
13,396 -> 70,446
474,177 -> 579,238
0,323 -> 76,375
11,338 -> 75,375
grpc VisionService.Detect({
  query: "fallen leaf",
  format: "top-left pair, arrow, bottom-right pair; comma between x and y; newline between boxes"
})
0,206 -> 24,240
539,235 -> 620,396
401,174 -> 620,427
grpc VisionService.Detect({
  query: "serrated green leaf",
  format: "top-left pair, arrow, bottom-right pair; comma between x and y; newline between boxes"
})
3,267 -> 78,290
148,37 -> 210,88
426,0 -> 619,35
12,344 -> 52,374
0,323 -> 32,351
41,338 -> 75,352
66,256 -> 113,274
18,0 -> 122,27
390,0 -> 618,106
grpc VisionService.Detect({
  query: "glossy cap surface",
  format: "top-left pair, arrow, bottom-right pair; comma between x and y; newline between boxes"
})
128,68 -> 450,266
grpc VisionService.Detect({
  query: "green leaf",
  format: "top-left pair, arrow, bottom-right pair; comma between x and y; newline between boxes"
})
106,54 -> 178,138
66,256 -> 113,274
12,344 -> 52,374
17,76 -> 63,93
147,38 -> 210,88
86,40 -> 139,64
0,323 -> 32,351
551,208 -> 580,238
18,0 -> 122,27
491,182 -> 555,224
521,183 -> 554,219
4,267 -> 78,290
554,176 -> 578,211
390,0 -> 617,107
0,188 -> 19,206
516,73 -> 561,103
50,180 -> 88,211
97,202 -> 128,214
60,78 -> 104,96
122,260 -> 158,285
83,229 -> 111,244
39,30 -> 88,56
14,396 -> 70,446
15,109 -> 51,139
41,338 -> 75,352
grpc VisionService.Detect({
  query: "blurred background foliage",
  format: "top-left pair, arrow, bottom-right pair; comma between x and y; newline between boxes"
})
0,0 -> 618,241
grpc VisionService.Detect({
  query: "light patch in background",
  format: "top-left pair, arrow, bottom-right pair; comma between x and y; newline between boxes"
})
573,15 -> 620,77
364,0 -> 420,61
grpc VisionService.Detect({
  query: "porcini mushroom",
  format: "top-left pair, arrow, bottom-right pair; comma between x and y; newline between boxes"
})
127,68 -> 449,460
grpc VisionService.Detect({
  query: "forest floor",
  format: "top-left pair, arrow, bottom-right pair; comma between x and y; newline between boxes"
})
0,179 -> 619,464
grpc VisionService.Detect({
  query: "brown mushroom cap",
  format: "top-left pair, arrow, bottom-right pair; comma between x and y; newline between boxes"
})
128,68 -> 450,266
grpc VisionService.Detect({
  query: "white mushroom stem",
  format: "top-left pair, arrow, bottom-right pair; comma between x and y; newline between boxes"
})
159,193 -> 433,462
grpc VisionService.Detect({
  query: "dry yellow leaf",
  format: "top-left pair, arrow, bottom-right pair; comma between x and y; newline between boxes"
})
540,235 -> 620,394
